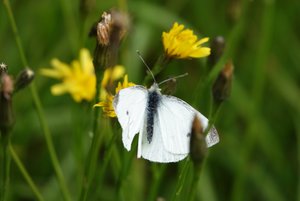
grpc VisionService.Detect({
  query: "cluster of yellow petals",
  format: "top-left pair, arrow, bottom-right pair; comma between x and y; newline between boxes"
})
100,65 -> 125,100
40,48 -> 96,102
95,75 -> 135,117
162,22 -> 211,59
40,48 -> 127,104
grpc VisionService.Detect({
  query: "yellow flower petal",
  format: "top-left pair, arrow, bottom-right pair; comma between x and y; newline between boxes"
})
94,94 -> 116,117
100,65 -> 126,101
41,48 -> 96,102
162,22 -> 211,59
96,74 -> 135,118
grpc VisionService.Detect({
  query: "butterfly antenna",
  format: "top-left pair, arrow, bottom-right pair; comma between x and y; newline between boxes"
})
136,50 -> 157,83
158,73 -> 189,86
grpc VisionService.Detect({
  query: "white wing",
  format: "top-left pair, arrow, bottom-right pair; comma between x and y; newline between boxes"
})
157,95 -> 219,155
113,85 -> 147,151
139,116 -> 188,163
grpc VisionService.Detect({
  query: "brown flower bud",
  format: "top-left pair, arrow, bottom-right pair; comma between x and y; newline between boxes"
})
161,77 -> 177,95
0,72 -> 14,134
212,60 -> 234,104
208,36 -> 226,68
14,68 -> 35,93
190,115 -> 207,166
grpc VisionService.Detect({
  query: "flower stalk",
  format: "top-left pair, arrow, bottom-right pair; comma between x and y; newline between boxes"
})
2,1 -> 71,200
0,65 -> 43,201
0,67 -> 14,201
9,144 -> 45,201
0,134 -> 10,201
188,116 -> 208,201
79,10 -> 128,201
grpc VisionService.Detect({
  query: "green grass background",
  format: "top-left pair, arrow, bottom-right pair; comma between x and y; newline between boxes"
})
0,0 -> 300,200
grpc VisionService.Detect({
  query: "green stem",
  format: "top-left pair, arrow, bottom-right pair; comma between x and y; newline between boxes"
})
97,127 -> 118,190
170,158 -> 191,201
295,115 -> 300,201
193,0 -> 249,106
3,0 -> 28,67
0,134 -> 10,201
116,140 -> 138,201
30,85 -> 72,201
147,164 -> 167,201
187,165 -> 202,201
9,144 -> 45,201
78,69 -> 103,201
3,1 -> 71,200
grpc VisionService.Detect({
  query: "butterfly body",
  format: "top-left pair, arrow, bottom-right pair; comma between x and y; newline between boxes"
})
113,83 -> 219,163
146,84 -> 161,143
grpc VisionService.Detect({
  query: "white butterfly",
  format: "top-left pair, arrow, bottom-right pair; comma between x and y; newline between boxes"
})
113,82 -> 219,163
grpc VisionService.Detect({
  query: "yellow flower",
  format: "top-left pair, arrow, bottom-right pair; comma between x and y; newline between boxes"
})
40,48 -> 96,102
95,74 -> 135,117
94,94 -> 116,117
115,74 -> 135,94
162,22 -> 211,59
100,65 -> 125,100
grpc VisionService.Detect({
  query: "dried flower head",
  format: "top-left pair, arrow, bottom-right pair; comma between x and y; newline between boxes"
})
97,12 -> 112,46
95,10 -> 129,46
162,22 -> 211,59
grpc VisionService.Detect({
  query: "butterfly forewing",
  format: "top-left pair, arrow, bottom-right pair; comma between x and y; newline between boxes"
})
113,86 -> 147,151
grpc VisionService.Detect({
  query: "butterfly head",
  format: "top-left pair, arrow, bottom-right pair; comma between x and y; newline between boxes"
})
149,83 -> 161,93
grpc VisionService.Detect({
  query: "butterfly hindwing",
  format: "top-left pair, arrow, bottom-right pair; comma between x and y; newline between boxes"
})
139,114 -> 187,163
113,85 -> 147,151
158,95 -> 214,155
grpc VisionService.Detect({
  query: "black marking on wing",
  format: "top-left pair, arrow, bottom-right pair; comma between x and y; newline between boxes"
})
146,90 -> 161,143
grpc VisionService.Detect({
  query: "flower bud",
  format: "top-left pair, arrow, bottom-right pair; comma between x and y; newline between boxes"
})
0,62 -> 8,75
14,68 -> 35,93
161,77 -> 177,95
212,61 -> 234,104
190,115 -> 207,167
208,36 -> 226,68
0,72 -> 14,134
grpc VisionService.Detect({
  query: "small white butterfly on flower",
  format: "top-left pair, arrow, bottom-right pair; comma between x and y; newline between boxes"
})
113,52 -> 219,163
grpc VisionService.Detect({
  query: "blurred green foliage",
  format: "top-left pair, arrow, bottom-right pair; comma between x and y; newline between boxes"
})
0,0 -> 300,200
